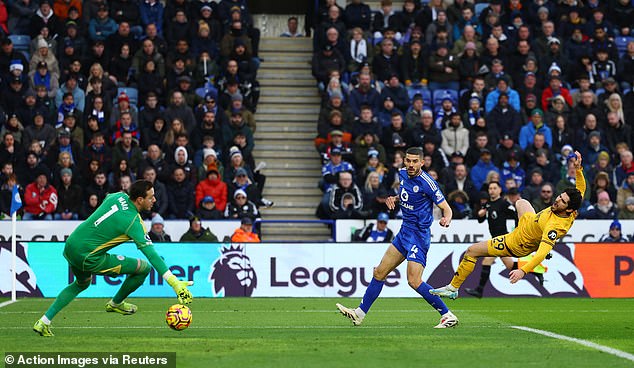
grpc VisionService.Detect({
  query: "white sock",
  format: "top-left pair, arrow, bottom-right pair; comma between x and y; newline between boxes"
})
108,299 -> 121,307
447,285 -> 458,291
442,310 -> 454,318
41,315 -> 51,325
354,307 -> 366,319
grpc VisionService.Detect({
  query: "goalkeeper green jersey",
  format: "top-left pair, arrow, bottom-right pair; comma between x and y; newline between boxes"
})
64,192 -> 153,269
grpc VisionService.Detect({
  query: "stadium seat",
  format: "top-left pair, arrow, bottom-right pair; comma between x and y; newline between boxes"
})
615,36 -> 632,58
407,87 -> 432,107
595,88 -> 605,97
459,89 -> 468,98
116,87 -> 138,106
569,88 -> 579,96
475,3 -> 489,18
432,89 -> 459,108
8,34 -> 30,59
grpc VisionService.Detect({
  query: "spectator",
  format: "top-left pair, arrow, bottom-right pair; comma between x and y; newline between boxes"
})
88,5 -> 117,42
196,195 -> 223,220
23,170 -> 58,220
485,77 -> 521,113
53,167 -> 81,220
79,193 -> 99,220
519,109 -> 552,150
616,172 -> 634,210
444,163 -> 478,207
349,73 -> 381,117
470,148 -> 500,190
139,0 -> 164,35
584,190 -> 618,219
353,212 -> 394,242
447,189 -> 472,219
142,166 -> 168,217
230,217 -> 260,243
427,44 -> 459,92
618,197 -> 634,220
224,188 -> 259,221
600,220 -> 628,242
614,150 -> 634,188
195,167 -> 228,211
280,16 -> 303,37
112,131 -> 143,174
486,92 -> 522,142
441,113 -> 469,157
320,147 -> 354,192
531,182 -> 554,212
148,214 -> 172,242
179,216 -> 219,242
23,112 -> 56,152
166,166 -> 195,219
582,131 -> 609,171
326,171 -> 364,219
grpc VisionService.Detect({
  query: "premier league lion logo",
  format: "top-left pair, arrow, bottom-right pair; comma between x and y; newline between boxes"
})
209,245 -> 257,297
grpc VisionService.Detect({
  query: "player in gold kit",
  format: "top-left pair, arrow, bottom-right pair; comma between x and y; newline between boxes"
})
431,151 -> 585,299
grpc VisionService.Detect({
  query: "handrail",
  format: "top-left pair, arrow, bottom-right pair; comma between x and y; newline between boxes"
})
253,219 -> 336,242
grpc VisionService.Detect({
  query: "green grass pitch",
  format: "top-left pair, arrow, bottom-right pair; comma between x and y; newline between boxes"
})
1,297 -> 633,368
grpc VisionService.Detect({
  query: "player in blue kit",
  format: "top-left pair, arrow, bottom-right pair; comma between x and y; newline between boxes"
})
336,147 -> 459,328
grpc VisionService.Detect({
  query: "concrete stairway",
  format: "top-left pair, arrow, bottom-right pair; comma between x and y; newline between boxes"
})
254,37 -> 332,242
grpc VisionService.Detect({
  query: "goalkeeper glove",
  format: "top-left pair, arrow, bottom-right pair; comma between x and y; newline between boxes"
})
166,274 -> 194,304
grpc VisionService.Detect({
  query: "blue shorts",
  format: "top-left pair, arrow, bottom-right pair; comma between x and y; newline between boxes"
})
392,226 -> 431,266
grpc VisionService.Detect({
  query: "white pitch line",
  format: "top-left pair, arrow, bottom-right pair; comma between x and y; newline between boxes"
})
0,325 -> 492,330
511,326 -> 634,363
0,300 -> 18,308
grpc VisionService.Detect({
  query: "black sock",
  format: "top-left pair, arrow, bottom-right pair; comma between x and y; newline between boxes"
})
477,265 -> 491,292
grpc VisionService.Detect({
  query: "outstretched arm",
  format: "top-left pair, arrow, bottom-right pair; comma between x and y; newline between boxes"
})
572,151 -> 586,199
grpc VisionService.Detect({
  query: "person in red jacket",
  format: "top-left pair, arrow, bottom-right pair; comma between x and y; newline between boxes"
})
230,217 -> 260,243
541,75 -> 572,111
195,166 -> 228,211
23,171 -> 58,220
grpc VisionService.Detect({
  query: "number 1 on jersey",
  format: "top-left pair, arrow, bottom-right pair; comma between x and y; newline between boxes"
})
94,204 -> 119,227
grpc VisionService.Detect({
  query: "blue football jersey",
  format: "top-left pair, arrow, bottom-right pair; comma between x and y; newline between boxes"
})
397,168 -> 445,229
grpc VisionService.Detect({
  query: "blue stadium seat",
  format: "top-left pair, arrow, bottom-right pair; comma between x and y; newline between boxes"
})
615,36 -> 632,58
475,3 -> 489,18
433,89 -> 459,108
459,89 -> 469,97
8,34 -> 30,59
116,87 -> 138,106
595,88 -> 605,97
407,87 -> 432,107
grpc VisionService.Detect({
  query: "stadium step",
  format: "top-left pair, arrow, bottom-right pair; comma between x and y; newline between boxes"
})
259,222 -> 332,242
254,37 -> 323,226
259,78 -> 315,87
255,131 -> 315,140
255,114 -> 316,123
259,95 -> 321,104
259,87 -> 318,97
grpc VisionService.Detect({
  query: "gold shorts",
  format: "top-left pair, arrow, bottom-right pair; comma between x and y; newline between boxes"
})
486,212 -> 535,258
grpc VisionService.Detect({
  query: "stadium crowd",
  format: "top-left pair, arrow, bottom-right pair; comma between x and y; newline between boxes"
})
312,0 -> 634,222
0,0 -> 272,223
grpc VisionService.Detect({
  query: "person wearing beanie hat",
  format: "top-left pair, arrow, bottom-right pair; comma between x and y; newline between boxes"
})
180,215 -> 219,242
619,196 -> 634,220
585,190 -> 618,219
225,187 -> 259,222
518,108 -> 552,150
601,219 -> 628,242
54,163 -> 82,221
196,163 -> 228,211
149,214 -> 172,242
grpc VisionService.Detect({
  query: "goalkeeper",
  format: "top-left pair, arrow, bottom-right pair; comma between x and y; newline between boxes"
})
33,180 -> 193,337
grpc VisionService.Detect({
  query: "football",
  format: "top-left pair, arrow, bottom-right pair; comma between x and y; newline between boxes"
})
165,304 -> 192,331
